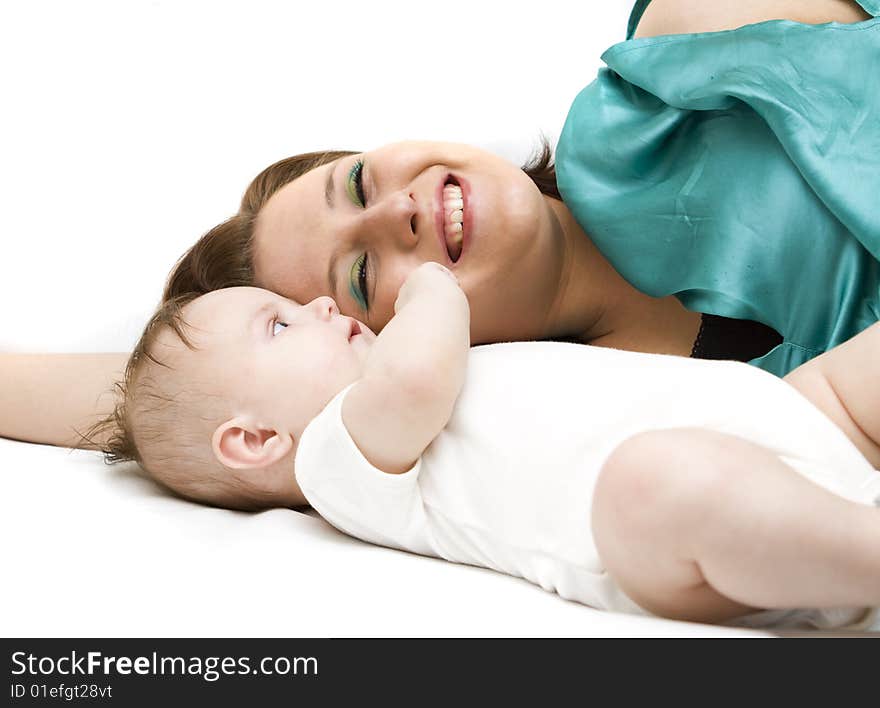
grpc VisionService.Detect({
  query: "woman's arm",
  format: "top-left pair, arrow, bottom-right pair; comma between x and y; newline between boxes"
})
633,0 -> 871,38
0,353 -> 126,449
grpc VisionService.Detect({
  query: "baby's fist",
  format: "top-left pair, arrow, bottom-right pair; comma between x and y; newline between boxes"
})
419,261 -> 459,285
394,262 -> 463,313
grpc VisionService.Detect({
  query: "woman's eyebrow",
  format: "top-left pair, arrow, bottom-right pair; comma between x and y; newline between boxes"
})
328,251 -> 339,301
324,161 -> 338,210
323,158 -> 343,302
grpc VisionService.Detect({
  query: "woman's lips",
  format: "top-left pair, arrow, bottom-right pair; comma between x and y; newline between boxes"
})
456,174 -> 472,263
435,176 -> 454,265
435,173 -> 469,266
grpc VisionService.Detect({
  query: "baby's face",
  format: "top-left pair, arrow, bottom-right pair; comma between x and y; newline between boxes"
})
181,286 -> 376,437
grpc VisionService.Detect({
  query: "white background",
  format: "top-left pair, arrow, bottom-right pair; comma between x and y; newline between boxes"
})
0,0 -> 631,351
2,1 -> 874,638
0,0 -> 701,639
0,1 -> 795,638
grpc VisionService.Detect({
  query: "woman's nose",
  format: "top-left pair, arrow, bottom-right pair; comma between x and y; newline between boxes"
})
361,190 -> 418,248
307,295 -> 338,320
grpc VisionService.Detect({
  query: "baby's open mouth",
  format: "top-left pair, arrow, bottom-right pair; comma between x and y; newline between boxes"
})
348,319 -> 361,341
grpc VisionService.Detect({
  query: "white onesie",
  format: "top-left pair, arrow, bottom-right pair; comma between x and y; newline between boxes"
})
294,342 -> 880,630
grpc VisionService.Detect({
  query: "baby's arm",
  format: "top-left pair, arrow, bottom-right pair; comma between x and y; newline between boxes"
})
0,352 -> 125,448
342,262 -> 470,474
784,321 -> 880,467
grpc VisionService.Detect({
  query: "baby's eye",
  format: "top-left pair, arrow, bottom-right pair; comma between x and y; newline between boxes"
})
273,320 -> 288,336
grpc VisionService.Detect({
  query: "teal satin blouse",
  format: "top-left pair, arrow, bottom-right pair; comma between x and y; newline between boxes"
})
556,0 -> 880,377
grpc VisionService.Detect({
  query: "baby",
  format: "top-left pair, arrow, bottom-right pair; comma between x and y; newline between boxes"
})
98,262 -> 880,630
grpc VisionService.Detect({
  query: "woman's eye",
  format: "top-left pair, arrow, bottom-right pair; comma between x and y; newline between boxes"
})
348,253 -> 370,311
272,319 -> 288,336
346,158 -> 367,208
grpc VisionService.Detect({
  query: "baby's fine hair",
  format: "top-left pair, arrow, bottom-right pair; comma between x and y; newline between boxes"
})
84,292 -> 272,511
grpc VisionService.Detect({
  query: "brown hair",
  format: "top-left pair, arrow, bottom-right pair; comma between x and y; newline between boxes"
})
83,292 -> 275,510
162,136 -> 561,302
91,292 -> 199,462
162,149 -> 359,301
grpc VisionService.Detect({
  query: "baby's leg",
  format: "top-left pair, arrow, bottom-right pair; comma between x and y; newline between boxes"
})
784,321 -> 880,468
592,428 -> 880,624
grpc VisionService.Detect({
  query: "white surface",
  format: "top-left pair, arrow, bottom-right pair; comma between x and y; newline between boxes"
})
0,0 -> 775,637
0,438 -> 768,637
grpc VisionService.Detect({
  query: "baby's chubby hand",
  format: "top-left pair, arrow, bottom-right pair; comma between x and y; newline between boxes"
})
394,262 -> 466,314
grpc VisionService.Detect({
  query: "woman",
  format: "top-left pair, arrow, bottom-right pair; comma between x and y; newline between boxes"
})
2,0 -> 877,449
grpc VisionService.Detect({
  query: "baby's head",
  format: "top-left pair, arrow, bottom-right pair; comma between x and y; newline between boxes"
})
97,286 -> 375,510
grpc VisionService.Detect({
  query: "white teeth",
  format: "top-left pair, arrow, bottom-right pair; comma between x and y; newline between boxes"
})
442,184 -> 465,247
443,184 -> 464,260
446,222 -> 463,244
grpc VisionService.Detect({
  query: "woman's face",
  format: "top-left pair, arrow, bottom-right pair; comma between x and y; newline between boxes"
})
252,140 -> 568,343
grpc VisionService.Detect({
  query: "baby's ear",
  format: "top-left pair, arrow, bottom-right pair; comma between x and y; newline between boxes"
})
212,416 -> 294,470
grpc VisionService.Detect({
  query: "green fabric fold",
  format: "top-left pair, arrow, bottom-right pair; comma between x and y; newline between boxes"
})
557,1 -> 880,376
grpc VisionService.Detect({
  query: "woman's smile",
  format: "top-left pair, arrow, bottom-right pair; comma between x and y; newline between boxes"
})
251,140 -> 568,343
437,177 -> 463,264
437,174 -> 472,265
